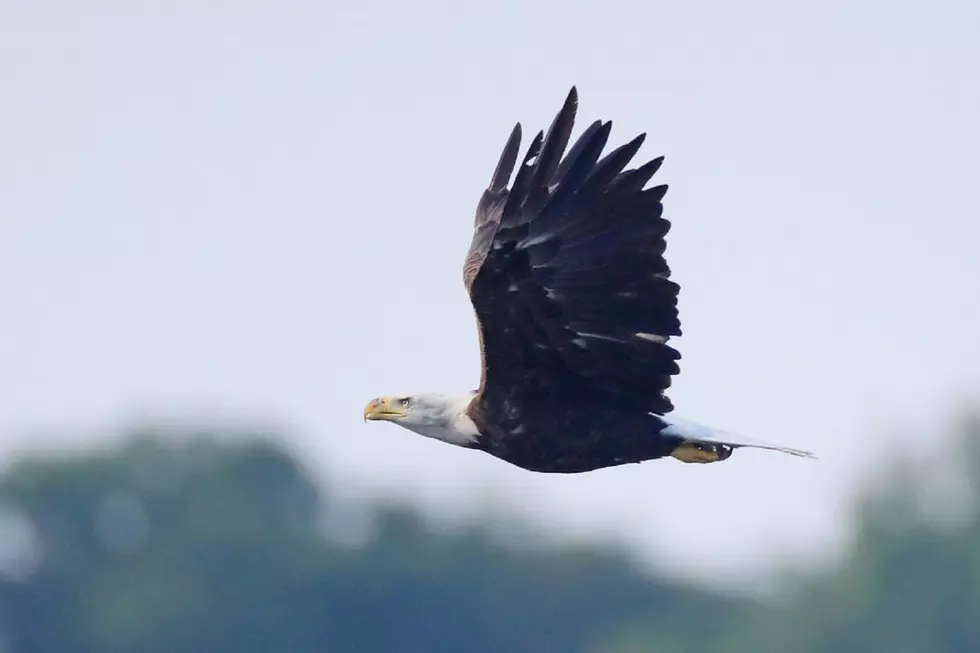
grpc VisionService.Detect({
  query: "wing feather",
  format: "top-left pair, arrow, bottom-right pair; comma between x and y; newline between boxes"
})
462,88 -> 681,421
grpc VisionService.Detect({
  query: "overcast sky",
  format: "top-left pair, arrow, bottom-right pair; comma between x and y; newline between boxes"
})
2,0 -> 979,590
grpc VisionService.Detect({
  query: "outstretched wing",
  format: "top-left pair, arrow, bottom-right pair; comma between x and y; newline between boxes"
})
463,87 -> 681,417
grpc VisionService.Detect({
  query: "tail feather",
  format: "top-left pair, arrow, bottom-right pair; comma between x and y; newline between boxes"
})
659,415 -> 816,459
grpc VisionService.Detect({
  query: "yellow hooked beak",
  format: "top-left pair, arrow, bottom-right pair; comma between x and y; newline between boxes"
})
363,397 -> 408,422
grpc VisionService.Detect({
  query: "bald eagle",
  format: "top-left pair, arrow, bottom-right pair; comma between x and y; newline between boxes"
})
364,88 -> 814,473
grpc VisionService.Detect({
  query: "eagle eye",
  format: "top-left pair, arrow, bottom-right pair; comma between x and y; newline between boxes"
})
400,397 -> 411,407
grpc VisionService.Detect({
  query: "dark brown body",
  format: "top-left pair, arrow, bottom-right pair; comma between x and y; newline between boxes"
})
469,393 -> 679,473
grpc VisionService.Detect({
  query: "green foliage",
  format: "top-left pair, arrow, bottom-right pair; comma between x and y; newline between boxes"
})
0,416 -> 978,653
0,432 -> 731,652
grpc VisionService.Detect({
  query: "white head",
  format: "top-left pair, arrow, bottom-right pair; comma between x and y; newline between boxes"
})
363,392 -> 480,447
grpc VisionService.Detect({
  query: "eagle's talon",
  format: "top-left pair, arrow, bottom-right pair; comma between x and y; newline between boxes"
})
671,442 -> 732,464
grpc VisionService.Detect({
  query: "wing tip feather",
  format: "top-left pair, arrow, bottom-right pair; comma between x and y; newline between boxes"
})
488,122 -> 522,192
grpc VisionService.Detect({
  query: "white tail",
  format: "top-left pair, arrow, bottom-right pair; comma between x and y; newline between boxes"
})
659,415 -> 816,459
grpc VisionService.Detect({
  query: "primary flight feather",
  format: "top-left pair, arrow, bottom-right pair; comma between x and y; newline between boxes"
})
364,88 -> 814,473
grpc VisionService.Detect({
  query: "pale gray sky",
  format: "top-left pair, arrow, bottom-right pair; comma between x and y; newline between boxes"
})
2,0 -> 979,589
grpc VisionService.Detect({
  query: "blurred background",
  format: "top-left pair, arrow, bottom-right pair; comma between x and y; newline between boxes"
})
2,0 -> 979,651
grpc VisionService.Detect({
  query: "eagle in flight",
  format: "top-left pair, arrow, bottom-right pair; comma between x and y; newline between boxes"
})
364,88 -> 814,473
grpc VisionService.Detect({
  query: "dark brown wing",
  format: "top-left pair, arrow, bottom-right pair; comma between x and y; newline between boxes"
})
463,87 -> 681,419
463,122 -> 525,290
462,117 -> 532,393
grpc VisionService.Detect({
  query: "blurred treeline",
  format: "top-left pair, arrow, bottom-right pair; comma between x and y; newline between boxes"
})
0,416 -> 978,653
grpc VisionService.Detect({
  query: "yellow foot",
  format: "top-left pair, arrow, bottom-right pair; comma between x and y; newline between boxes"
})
670,442 -> 733,464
